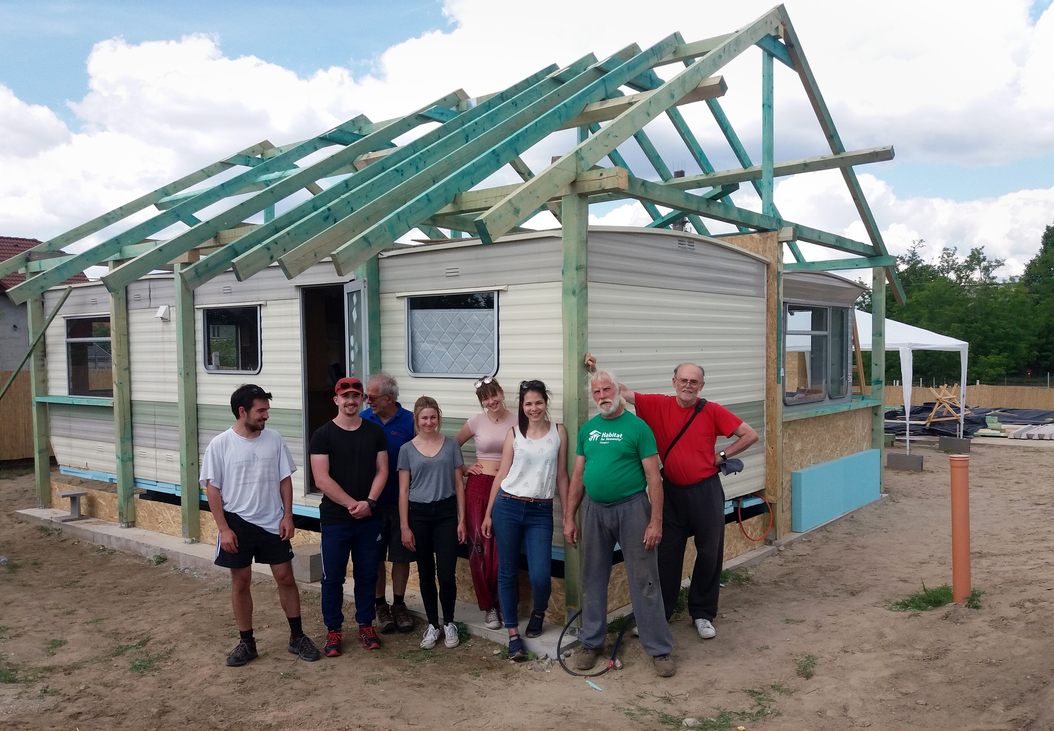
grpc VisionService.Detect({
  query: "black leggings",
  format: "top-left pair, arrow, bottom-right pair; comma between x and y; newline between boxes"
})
407,496 -> 459,627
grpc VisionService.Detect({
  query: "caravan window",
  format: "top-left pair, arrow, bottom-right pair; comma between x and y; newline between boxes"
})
783,304 -> 851,406
203,307 -> 261,374
66,316 -> 112,398
405,291 -> 498,378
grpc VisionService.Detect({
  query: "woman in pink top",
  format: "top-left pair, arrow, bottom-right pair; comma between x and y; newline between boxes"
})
455,377 -> 517,630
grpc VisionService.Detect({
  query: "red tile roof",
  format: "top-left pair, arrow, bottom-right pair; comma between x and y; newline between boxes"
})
0,236 -> 90,292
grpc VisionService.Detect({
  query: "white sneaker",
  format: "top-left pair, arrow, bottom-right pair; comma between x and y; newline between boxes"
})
420,624 -> 440,649
443,622 -> 460,648
694,618 -> 716,640
484,608 -> 502,630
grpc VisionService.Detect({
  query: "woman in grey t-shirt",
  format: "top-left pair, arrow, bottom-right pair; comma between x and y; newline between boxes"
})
398,396 -> 466,650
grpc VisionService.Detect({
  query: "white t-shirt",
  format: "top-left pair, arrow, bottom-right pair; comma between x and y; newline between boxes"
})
199,427 -> 296,535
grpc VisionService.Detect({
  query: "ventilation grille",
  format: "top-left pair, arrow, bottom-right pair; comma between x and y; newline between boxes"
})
676,239 -> 697,252
445,267 -> 460,277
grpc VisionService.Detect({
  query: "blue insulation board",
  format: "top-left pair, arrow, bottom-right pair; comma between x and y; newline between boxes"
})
791,449 -> 881,532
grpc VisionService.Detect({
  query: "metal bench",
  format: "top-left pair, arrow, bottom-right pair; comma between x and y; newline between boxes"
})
56,490 -> 88,522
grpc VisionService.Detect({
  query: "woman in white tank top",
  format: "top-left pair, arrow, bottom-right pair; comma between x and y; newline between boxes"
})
481,380 -> 568,661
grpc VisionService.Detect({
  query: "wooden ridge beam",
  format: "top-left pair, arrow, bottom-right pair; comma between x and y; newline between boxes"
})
474,7 -> 782,245
557,76 -> 726,130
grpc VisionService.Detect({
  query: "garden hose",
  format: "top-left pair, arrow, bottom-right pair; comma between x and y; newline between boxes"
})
556,609 -> 634,677
736,491 -> 774,542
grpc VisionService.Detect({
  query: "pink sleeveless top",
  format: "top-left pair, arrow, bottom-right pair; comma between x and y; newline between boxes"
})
466,410 -> 517,461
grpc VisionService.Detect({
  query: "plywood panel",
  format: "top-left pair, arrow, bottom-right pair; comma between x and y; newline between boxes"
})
0,370 -> 33,460
885,383 -> 1054,411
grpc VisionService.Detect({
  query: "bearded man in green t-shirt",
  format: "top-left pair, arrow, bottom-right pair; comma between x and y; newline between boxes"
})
563,370 -> 676,678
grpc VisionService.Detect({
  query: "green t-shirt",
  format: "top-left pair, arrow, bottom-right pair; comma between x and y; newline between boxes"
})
576,410 -> 658,503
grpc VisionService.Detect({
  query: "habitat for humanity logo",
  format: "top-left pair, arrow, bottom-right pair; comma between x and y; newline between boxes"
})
588,430 -> 623,443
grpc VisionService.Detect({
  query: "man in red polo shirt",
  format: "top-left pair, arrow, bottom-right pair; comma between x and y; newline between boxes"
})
585,355 -> 758,642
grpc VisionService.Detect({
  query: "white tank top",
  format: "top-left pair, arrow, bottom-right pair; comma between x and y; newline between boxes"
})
500,422 -> 560,500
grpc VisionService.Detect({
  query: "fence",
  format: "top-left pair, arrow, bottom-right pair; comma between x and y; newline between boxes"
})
883,383 -> 1054,411
0,370 -> 33,460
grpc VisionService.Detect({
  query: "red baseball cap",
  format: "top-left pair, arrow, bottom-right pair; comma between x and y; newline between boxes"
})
335,377 -> 364,396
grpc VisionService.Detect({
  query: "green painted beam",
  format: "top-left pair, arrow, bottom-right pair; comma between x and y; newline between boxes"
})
110,279 -> 135,527
174,264 -> 200,542
782,398 -> 879,422
26,281 -> 51,507
784,255 -> 896,271
586,123 -> 663,222
227,61 -> 576,281
288,42 -> 675,278
756,33 -> 794,69
474,9 -> 781,245
23,241 -> 167,273
510,155 -> 561,222
35,395 -> 113,406
354,256 -> 383,376
870,266 -> 886,482
560,191 -> 588,619
761,49 -> 775,217
778,7 -> 905,304
0,286 -> 71,404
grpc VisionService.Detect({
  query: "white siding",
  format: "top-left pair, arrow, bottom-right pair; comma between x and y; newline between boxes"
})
45,314 -> 67,397
51,435 -> 116,474
129,308 -> 178,403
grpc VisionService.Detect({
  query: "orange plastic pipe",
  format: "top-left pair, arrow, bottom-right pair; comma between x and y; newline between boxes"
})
949,455 -> 971,602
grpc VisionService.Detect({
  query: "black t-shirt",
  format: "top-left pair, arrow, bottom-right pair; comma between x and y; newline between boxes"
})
309,419 -> 388,525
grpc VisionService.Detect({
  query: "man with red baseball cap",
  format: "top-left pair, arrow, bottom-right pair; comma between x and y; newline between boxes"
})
309,376 -> 390,655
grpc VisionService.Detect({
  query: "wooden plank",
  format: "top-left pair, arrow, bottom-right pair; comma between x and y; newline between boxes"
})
0,371 -> 33,460
784,255 -> 896,271
354,256 -> 383,375
24,278 -> 51,506
655,34 -> 736,66
110,277 -> 135,527
35,395 -> 114,406
561,192 -> 588,619
474,10 -> 781,245
665,146 -> 895,190
870,267 -> 886,482
557,76 -> 726,129
761,49 -> 775,217
174,264 -> 200,542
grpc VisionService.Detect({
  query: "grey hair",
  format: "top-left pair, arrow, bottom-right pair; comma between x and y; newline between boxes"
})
673,363 -> 705,380
588,369 -> 621,392
369,373 -> 399,399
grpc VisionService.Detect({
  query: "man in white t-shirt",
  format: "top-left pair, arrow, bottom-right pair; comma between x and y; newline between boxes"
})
201,384 -> 321,667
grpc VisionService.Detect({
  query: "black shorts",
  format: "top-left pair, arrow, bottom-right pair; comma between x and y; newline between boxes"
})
215,511 -> 294,569
375,502 -> 416,564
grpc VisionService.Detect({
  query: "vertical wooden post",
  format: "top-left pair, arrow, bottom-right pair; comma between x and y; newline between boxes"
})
561,191 -> 588,620
110,272 -> 135,527
870,267 -> 886,491
175,264 -> 200,542
761,50 -> 775,218
355,255 -> 382,376
26,280 -> 50,507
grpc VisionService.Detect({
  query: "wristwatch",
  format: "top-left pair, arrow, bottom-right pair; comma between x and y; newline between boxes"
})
718,450 -> 727,463
365,498 -> 378,510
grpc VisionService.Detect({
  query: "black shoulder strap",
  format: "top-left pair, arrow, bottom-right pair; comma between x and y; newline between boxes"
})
663,398 -> 707,462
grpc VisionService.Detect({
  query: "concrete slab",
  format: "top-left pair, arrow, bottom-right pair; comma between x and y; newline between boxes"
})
939,436 -> 971,453
887,453 -> 924,471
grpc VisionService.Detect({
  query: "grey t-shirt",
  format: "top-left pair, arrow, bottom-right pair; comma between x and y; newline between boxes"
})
397,436 -> 465,504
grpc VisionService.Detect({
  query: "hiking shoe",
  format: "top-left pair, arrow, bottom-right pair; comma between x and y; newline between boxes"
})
653,653 -> 676,677
484,607 -> 502,630
420,624 -> 440,649
392,602 -> 414,633
324,630 -> 344,657
225,639 -> 258,667
525,610 -> 544,638
694,618 -> 716,640
443,622 -> 460,648
358,625 -> 381,651
575,646 -> 601,671
376,602 -> 396,634
507,633 -> 526,662
288,634 -> 321,662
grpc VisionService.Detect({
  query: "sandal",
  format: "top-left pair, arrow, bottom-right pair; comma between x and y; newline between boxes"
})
525,610 -> 545,638
507,633 -> 527,661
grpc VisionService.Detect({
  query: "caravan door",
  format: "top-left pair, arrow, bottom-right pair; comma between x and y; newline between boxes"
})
343,279 -> 369,382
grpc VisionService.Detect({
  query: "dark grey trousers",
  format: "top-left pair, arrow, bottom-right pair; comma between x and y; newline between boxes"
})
580,491 -> 674,657
657,473 -> 725,622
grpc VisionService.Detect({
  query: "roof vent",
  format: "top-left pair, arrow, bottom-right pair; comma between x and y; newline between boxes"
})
90,297 -> 98,305
677,239 -> 696,252
133,292 -> 141,302
445,267 -> 460,277
222,285 -> 233,295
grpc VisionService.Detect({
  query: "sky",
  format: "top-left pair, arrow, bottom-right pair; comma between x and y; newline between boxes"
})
1,0 -> 1052,279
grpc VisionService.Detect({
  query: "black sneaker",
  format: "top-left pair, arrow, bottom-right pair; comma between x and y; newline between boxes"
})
392,602 -> 414,633
287,634 -> 321,662
525,610 -> 545,638
226,639 -> 258,667
376,602 -> 396,634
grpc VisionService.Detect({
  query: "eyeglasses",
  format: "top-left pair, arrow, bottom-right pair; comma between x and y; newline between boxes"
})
474,376 -> 495,389
675,378 -> 702,387
364,393 -> 390,402
519,380 -> 546,392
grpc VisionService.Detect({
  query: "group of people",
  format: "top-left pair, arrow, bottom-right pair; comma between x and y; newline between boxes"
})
200,357 -> 757,677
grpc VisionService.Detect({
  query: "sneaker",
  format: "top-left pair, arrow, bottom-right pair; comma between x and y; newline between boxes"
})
631,624 -> 640,637
420,624 -> 440,649
225,639 -> 258,667
358,625 -> 381,651
575,646 -> 601,671
653,653 -> 676,677
484,607 -> 502,630
287,634 -> 321,662
525,610 -> 544,638
324,630 -> 344,657
443,622 -> 460,648
392,602 -> 414,633
507,633 -> 526,662
694,618 -> 716,640
376,603 -> 396,634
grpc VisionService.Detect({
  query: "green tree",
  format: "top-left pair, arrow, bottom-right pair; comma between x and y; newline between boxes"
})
1021,223 -> 1054,375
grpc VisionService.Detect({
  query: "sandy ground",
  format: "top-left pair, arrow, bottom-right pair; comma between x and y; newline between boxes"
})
1,440 -> 1053,731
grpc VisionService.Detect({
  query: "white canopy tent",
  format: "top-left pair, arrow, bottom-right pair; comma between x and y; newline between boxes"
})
853,310 -> 968,449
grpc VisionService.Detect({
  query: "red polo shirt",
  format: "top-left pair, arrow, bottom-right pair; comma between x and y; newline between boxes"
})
634,393 -> 743,485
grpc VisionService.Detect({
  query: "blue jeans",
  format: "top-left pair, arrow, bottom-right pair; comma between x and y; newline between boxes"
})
320,519 -> 383,630
491,491 -> 554,629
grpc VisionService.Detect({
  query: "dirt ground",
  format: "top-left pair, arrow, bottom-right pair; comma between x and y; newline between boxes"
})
2,440 -> 1053,731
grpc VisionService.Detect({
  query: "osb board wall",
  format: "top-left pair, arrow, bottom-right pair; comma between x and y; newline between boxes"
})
50,481 -> 320,548
779,408 -> 871,535
0,370 -> 33,461
884,383 -> 1054,411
